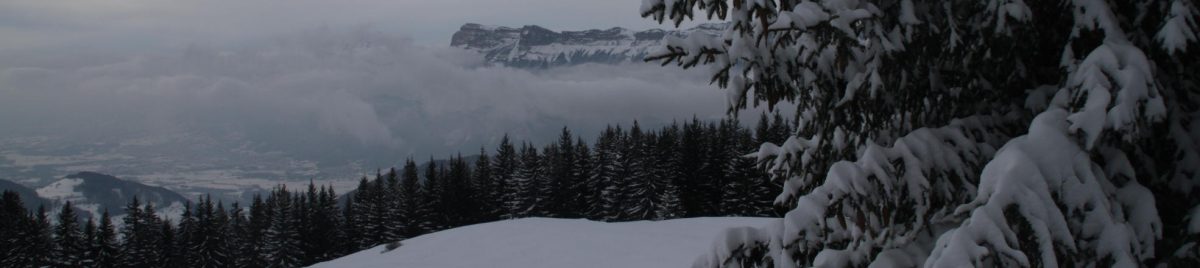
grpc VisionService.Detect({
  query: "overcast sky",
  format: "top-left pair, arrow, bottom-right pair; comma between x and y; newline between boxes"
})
0,0 -> 708,52
0,0 -> 748,176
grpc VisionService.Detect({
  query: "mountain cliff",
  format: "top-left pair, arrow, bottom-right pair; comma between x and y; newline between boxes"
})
450,23 -> 725,68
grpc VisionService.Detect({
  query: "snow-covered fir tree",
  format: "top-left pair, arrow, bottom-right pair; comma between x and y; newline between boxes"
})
592,126 -> 625,221
399,159 -> 423,237
262,187 -> 302,268
493,135 -> 521,220
80,217 -> 96,267
226,203 -> 256,268
537,144 -> 561,217
653,125 -> 687,220
51,201 -> 85,267
622,122 -> 657,220
511,143 -> 542,218
472,148 -> 499,222
640,0 -> 1200,266
573,138 -> 597,219
418,159 -> 449,232
119,197 -> 163,267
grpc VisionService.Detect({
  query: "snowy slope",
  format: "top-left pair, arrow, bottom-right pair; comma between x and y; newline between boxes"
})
451,23 -> 725,68
36,172 -> 188,220
312,217 -> 774,268
0,178 -> 56,212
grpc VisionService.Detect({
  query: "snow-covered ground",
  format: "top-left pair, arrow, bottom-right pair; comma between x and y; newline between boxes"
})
312,217 -> 775,268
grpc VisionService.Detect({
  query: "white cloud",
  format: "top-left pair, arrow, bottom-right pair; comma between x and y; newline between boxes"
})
0,28 -> 729,164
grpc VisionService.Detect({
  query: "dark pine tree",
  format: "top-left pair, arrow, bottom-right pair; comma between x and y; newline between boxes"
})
535,144 -> 558,217
493,135 -> 519,219
572,138 -> 595,219
590,126 -> 622,221
262,186 -> 302,268
653,124 -> 685,220
227,202 -> 256,268
1,191 -> 43,267
622,122 -> 656,220
512,143 -> 541,218
550,128 -> 580,218
81,217 -> 97,267
31,206 -> 53,267
399,159 -> 422,237
303,184 -> 343,264
247,194 -> 271,267
117,197 -> 149,267
678,119 -> 708,216
418,159 -> 447,233
92,210 -> 119,268
471,148 -> 497,223
159,217 -> 184,268
51,201 -> 85,267
444,154 -> 476,226
723,127 -> 758,216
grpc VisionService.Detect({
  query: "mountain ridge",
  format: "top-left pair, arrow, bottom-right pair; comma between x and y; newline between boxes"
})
450,23 -> 726,68
35,171 -> 189,219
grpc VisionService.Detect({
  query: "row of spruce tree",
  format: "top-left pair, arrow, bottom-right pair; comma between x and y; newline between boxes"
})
0,113 -> 792,267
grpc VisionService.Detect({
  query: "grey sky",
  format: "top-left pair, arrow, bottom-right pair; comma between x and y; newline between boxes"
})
0,0 -> 747,182
0,0 -> 707,51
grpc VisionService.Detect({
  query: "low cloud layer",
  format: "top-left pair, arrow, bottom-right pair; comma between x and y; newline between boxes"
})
0,28 -> 730,168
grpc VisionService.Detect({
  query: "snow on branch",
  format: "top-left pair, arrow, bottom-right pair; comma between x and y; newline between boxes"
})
726,113 -> 1017,268
928,109 -> 1162,267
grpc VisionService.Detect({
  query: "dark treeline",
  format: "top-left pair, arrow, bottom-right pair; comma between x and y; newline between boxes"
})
0,113 -> 791,267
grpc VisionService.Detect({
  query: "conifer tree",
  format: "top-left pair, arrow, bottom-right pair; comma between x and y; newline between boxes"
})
189,196 -> 230,268
80,217 -> 96,267
92,210 -> 118,268
678,119 -> 708,216
471,148 -> 497,222
399,159 -> 422,237
262,187 -> 302,268
51,201 -> 84,267
177,201 -> 198,264
345,177 -> 371,249
642,0 -> 1200,266
591,126 -> 623,221
493,135 -> 520,219
158,218 -> 183,267
653,124 -> 686,220
622,122 -> 656,220
444,154 -> 475,226
535,144 -> 558,217
247,194 -> 271,266
118,197 -> 153,267
0,191 -> 32,267
29,206 -> 52,267
379,168 -> 404,243
514,143 -> 543,218
572,139 -> 595,219
551,128 -> 580,218
227,203 -> 256,268
418,159 -> 447,232
303,185 -> 343,263
722,128 -> 758,216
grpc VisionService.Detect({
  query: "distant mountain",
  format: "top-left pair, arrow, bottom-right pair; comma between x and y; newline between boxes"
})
36,172 -> 189,219
0,178 -> 55,212
451,23 -> 725,68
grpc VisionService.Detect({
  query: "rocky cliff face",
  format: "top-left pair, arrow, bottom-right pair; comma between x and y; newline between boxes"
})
451,23 -> 725,68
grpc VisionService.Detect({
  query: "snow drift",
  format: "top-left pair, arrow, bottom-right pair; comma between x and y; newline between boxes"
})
312,217 -> 773,268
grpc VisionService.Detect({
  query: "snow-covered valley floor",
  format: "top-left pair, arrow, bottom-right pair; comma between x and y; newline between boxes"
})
312,217 -> 775,268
